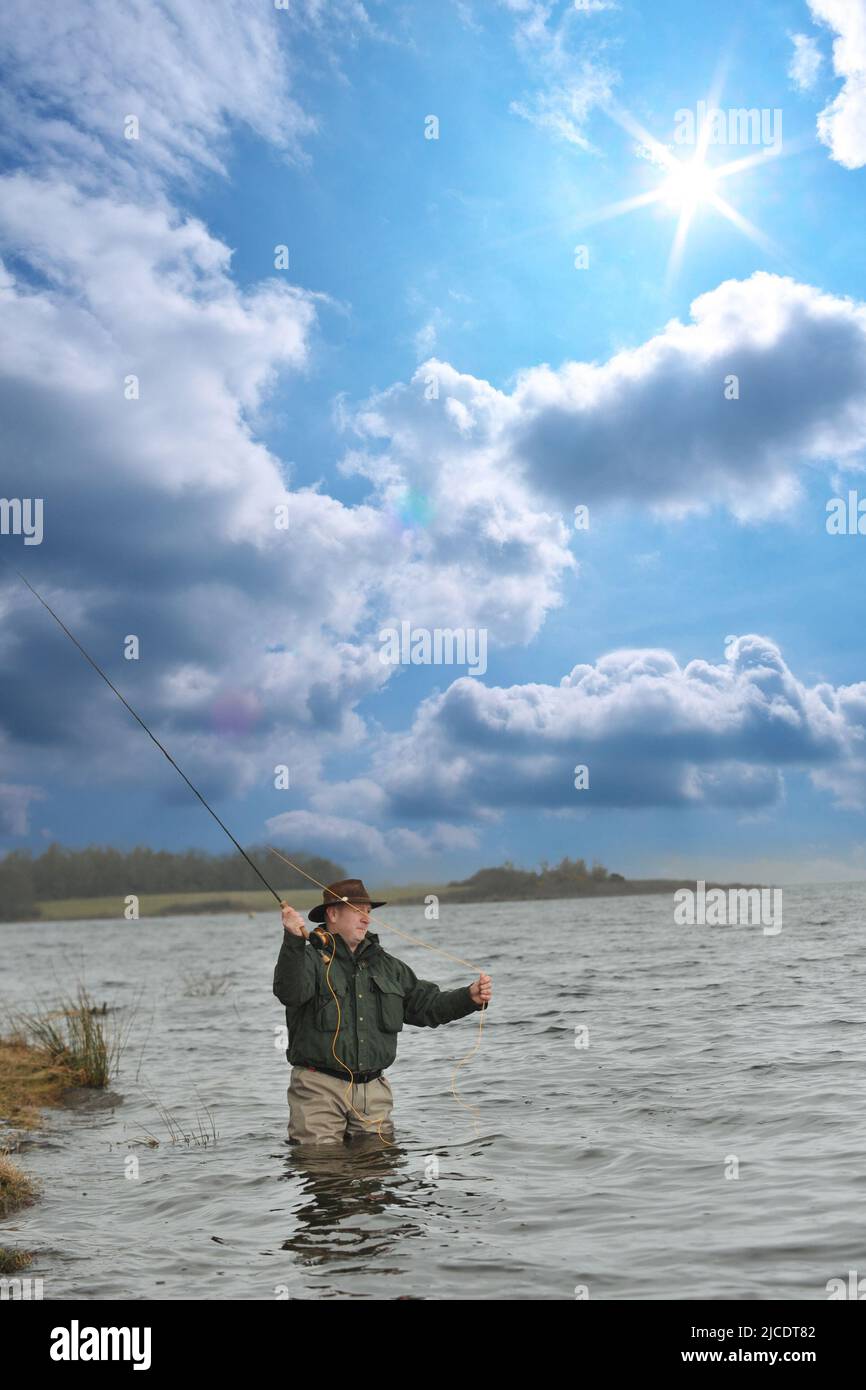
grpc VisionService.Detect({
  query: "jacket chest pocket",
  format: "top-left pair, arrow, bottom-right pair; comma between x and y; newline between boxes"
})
314,977 -> 346,1032
370,972 -> 405,1033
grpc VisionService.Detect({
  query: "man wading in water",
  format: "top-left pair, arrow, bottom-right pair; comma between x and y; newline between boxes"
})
274,878 -> 493,1144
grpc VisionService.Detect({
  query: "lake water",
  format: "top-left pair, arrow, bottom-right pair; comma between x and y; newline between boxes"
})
1,886 -> 864,1300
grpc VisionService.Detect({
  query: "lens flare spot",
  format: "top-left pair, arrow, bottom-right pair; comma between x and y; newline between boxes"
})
387,488 -> 435,534
210,689 -> 262,737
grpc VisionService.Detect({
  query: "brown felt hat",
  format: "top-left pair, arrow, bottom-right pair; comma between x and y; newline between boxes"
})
308,878 -> 386,923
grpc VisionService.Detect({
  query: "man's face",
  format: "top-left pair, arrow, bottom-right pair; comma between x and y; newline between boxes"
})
325,900 -> 371,946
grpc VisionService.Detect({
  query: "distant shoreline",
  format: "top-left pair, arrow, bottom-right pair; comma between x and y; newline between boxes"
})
437,878 -> 757,904
4,878 -> 762,924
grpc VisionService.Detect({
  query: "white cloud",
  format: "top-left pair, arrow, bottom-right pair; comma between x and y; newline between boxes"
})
414,318 -> 440,359
0,175 -> 375,806
363,635 -> 866,818
498,0 -> 617,149
266,809 -> 394,862
0,783 -> 44,836
509,64 -> 615,148
507,273 -> 866,518
789,32 -> 824,92
310,778 -> 390,819
342,361 -> 575,641
807,0 -> 866,167
265,808 -> 478,867
0,175 -> 320,500
344,274 -> 866,525
0,0 -> 318,196
453,1 -> 483,32
0,0 -> 385,197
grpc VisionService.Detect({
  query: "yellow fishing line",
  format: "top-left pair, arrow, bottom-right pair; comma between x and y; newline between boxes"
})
268,845 -> 488,1143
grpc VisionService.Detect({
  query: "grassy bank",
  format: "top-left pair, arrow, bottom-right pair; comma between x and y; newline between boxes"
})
33,887 -> 319,921
0,1035 -> 71,1273
29,883 -> 440,922
0,991 -> 122,1271
0,1036 -> 79,1131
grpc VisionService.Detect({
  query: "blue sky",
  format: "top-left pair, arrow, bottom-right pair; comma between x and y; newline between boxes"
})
1,0 -> 866,886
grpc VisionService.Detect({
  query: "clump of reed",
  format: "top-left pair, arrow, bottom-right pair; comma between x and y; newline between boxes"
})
0,1245 -> 34,1275
133,1087 -> 219,1148
0,1150 -> 38,1219
10,986 -> 127,1090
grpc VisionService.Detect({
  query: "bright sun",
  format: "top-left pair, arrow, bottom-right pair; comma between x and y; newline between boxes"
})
659,157 -> 720,211
570,92 -> 787,285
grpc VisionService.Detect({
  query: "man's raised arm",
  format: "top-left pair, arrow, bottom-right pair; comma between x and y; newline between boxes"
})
273,902 -> 317,1007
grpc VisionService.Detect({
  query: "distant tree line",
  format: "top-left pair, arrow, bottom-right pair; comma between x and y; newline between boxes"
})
0,844 -> 346,920
445,856 -> 623,901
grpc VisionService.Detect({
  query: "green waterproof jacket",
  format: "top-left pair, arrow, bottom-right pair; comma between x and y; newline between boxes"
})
273,927 -> 482,1073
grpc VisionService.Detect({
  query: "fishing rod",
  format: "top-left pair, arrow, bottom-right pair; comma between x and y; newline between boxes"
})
9,566 -> 283,906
